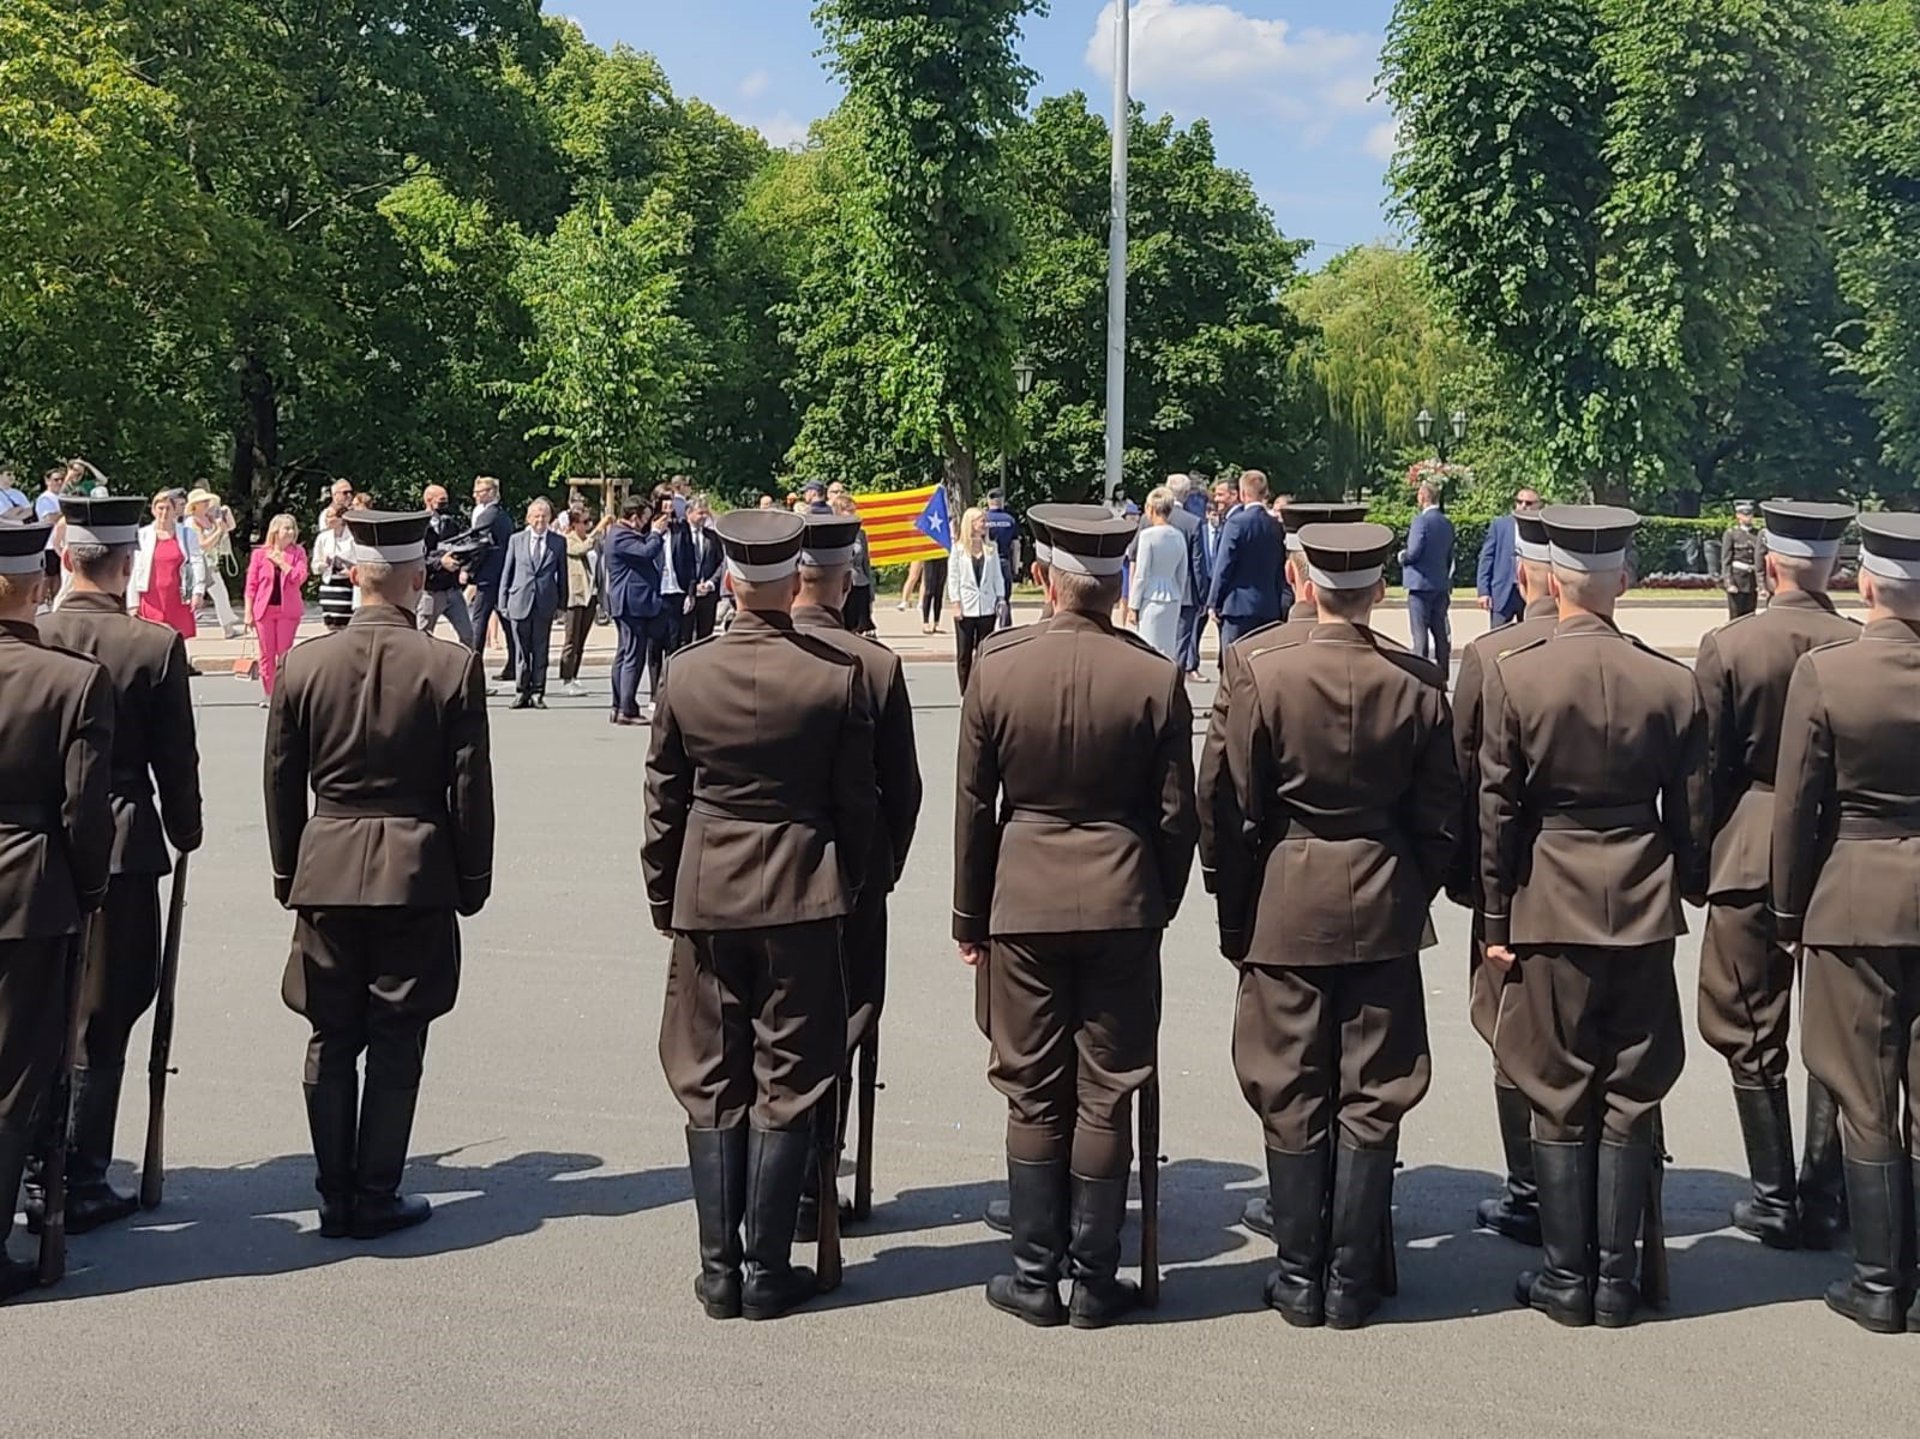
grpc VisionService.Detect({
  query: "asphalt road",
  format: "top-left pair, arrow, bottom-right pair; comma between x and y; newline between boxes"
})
13,669 -> 1914,1437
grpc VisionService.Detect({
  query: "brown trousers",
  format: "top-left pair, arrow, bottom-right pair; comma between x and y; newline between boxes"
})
1234,957 -> 1432,1152
1802,947 -> 1920,1162
1697,892 -> 1794,1086
659,919 -> 845,1132
843,887 -> 886,1056
0,938 -> 67,1130
1493,943 -> 1684,1143
1467,913 -> 1511,1087
77,873 -> 162,1070
282,907 -> 461,1088
986,930 -> 1160,1179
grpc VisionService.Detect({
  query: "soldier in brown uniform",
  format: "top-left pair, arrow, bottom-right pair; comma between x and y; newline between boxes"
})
955,510 -> 1197,1329
789,511 -> 922,1233
28,496 -> 202,1234
1773,512 -> 1920,1334
1448,509 -> 1559,1248
1208,523 -> 1458,1327
644,509 -> 876,1322
0,519 -> 113,1300
1480,506 -> 1709,1329
1721,500 -> 1763,620
1695,501 -> 1859,1250
267,510 -> 494,1242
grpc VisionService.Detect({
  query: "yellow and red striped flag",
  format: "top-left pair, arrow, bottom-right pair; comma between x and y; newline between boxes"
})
852,484 -> 952,566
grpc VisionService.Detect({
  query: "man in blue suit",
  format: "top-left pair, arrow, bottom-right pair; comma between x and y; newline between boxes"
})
497,497 -> 568,709
1206,469 -> 1286,647
1168,474 -> 1210,678
1400,481 -> 1457,673
1476,487 -> 1540,627
602,495 -> 676,725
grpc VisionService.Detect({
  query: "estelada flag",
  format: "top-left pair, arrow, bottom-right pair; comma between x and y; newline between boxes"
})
852,483 -> 951,565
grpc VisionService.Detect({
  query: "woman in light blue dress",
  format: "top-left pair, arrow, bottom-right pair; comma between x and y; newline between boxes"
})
1128,488 -> 1188,661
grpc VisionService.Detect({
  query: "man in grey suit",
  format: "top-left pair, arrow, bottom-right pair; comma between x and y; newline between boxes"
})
498,497 -> 566,709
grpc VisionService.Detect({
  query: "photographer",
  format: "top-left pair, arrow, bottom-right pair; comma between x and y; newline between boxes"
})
417,483 -> 477,644
185,489 -> 244,638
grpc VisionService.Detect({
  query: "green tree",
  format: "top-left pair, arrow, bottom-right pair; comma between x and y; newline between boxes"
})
804,0 -> 1042,501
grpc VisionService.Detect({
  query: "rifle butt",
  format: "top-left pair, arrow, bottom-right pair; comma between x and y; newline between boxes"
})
852,1026 -> 878,1221
1139,1075 -> 1161,1308
815,1088 -> 843,1293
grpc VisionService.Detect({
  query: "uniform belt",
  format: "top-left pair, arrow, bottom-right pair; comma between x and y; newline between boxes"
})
1006,807 -> 1135,825
313,796 -> 446,820
0,802 -> 52,829
1538,803 -> 1659,831
1272,808 -> 1394,841
692,797 -> 820,824
1836,805 -> 1920,840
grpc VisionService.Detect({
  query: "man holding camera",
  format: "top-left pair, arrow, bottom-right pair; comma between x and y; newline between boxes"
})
417,484 -> 476,646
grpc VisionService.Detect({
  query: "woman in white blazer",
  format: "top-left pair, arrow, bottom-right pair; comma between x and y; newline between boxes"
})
948,504 -> 1006,693
127,489 -> 207,640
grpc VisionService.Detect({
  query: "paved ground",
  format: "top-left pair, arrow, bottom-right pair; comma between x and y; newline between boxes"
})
13,666 -> 1914,1438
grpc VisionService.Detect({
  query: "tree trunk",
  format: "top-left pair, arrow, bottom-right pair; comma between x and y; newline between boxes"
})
943,422 -> 977,509
1590,470 -> 1631,506
229,350 -> 281,542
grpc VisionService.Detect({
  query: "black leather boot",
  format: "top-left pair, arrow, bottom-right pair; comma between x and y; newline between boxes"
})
350,1086 -> 431,1238
1241,1192 -> 1274,1240
1262,1147 -> 1329,1326
1325,1144 -> 1397,1330
0,1122 -> 37,1302
1826,1157 -> 1910,1334
62,1064 -> 140,1234
741,1127 -> 818,1320
1908,1159 -> 1920,1335
1798,1078 -> 1848,1250
303,1077 -> 358,1238
983,1195 -> 1012,1235
1516,1139 -> 1595,1326
1594,1139 -> 1653,1328
1730,1084 -> 1800,1249
1476,1084 -> 1541,1246
1067,1172 -> 1138,1328
985,1156 -> 1069,1327
687,1127 -> 747,1319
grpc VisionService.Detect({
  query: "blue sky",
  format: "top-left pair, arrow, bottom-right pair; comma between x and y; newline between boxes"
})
562,1 -> 1402,263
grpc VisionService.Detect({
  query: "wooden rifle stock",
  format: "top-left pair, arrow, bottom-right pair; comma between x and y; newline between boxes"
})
37,916 -> 92,1287
1641,1106 -> 1670,1309
852,1024 -> 879,1221
815,1083 -> 843,1292
141,854 -> 189,1209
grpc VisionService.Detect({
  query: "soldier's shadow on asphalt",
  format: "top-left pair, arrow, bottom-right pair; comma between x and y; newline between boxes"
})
15,1145 -> 686,1305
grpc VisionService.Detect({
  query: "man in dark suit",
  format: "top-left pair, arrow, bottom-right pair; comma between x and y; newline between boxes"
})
1207,469 -> 1287,648
671,496 -> 724,647
1168,475 -> 1209,679
603,496 -> 675,725
462,476 -> 516,681
497,497 -> 567,710
1401,482 -> 1457,673
266,509 -> 493,1241
1476,488 -> 1540,627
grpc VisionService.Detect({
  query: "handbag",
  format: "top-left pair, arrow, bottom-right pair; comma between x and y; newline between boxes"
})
232,633 -> 260,682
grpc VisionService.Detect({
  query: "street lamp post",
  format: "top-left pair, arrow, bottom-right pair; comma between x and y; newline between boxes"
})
1103,1 -> 1129,504
1416,406 -> 1468,463
1004,355 -> 1036,493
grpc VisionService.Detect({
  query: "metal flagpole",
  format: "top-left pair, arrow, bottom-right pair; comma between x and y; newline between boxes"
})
1103,0 -> 1129,505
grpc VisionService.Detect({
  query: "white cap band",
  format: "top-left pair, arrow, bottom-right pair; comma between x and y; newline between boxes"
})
1306,563 -> 1383,591
798,544 -> 856,567
727,557 -> 798,584
1549,544 -> 1627,573
64,525 -> 138,547
1862,550 -> 1920,581
1048,549 -> 1125,578
1763,534 -> 1839,560
0,553 -> 44,575
1034,543 -> 1054,565
1516,539 -> 1551,563
1285,533 -> 1304,553
353,542 -> 426,564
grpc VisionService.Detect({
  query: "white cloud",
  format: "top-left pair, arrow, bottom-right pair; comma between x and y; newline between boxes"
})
749,112 -> 812,150
1363,119 -> 1399,162
738,68 -> 771,100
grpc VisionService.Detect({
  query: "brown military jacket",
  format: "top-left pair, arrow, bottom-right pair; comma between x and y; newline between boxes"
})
1479,612 -> 1709,948
265,606 -> 494,913
40,590 -> 203,876
1449,596 -> 1560,907
1210,620 -> 1458,965
954,609 -> 1197,941
643,609 -> 876,932
1772,618 -> 1920,946
0,620 -> 114,939
791,601 -> 923,893
1695,590 -> 1859,898
1722,525 -> 1762,596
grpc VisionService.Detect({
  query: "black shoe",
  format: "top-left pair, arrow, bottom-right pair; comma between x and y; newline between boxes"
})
184,665 -> 205,679
1516,1139 -> 1595,1326
1242,1192 -> 1275,1241
1595,1139 -> 1654,1328
1825,1157 -> 1910,1334
742,1127 -> 817,1320
1067,1172 -> 1138,1329
304,1077 -> 358,1239
688,1127 -> 747,1320
350,1086 -> 431,1238
508,695 -> 531,710
1262,1147 -> 1329,1327
63,1065 -> 139,1235
0,1254 -> 34,1303
1730,1084 -> 1801,1249
983,1196 -> 1012,1235
494,668 -> 514,682
0,1122 -> 38,1300
1325,1144 -> 1397,1330
985,1156 -> 1069,1328
1476,1085 -> 1542,1247
1798,1077 -> 1848,1250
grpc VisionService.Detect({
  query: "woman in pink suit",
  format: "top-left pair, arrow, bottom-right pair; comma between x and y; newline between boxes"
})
244,513 -> 308,700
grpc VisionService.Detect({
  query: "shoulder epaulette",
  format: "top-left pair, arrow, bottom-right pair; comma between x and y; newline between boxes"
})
1807,634 -> 1859,658
1226,618 -> 1286,653
1626,633 -> 1691,669
1110,627 -> 1167,659
1243,636 -> 1305,664
1491,634 -> 1551,664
